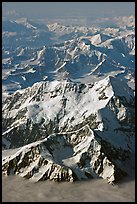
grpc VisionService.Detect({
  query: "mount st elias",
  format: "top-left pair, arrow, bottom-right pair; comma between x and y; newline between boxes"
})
2,15 -> 135,184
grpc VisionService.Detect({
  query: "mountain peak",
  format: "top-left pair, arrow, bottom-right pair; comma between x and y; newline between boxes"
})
15,18 -> 37,29
2,15 -> 135,185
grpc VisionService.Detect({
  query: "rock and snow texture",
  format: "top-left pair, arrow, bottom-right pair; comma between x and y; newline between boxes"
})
2,15 -> 135,184
2,76 -> 135,183
2,15 -> 135,94
2,125 -> 127,183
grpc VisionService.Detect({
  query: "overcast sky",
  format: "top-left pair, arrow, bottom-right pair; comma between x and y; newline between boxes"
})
2,2 -> 135,19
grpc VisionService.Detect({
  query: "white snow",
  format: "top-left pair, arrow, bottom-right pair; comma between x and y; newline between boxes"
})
37,47 -> 46,61
22,76 -> 26,81
55,62 -> 66,72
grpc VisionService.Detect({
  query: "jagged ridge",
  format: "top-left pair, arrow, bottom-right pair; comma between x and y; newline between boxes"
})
2,76 -> 135,183
2,125 -> 127,183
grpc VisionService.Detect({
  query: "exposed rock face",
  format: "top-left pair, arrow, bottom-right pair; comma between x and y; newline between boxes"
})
2,125 -> 127,183
2,76 -> 135,183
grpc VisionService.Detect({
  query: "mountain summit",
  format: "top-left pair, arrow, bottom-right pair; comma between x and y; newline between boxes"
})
2,76 -> 135,183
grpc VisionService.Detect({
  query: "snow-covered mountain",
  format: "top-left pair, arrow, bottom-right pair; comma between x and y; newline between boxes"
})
2,125 -> 127,184
2,16 -> 135,96
2,76 -> 135,183
2,15 -> 135,184
2,34 -> 135,94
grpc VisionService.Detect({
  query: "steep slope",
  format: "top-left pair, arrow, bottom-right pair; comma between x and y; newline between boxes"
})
2,76 -> 134,147
2,125 -> 127,184
2,16 -> 135,184
2,76 -> 135,183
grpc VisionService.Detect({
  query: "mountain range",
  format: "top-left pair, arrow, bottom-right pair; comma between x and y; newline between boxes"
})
2,15 -> 135,184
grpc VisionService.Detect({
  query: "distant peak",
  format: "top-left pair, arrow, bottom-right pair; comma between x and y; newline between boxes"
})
15,17 -> 28,23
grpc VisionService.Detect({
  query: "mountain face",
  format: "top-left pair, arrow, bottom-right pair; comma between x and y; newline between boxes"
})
2,76 -> 135,183
2,125 -> 127,184
2,15 -> 135,184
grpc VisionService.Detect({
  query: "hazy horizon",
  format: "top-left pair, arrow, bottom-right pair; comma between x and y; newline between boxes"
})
2,2 -> 135,20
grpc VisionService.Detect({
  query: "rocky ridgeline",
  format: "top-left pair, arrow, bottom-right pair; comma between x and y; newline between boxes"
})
2,125 -> 127,183
2,76 -> 135,183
